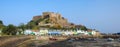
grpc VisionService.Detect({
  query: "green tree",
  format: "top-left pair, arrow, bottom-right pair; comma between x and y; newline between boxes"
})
0,20 -> 3,25
26,21 -> 37,29
32,26 -> 39,32
2,24 -> 18,35
35,18 -> 44,25
0,20 -> 4,29
18,23 -> 26,35
80,26 -> 87,31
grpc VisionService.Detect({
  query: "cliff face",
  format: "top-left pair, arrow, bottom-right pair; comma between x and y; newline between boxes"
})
32,12 -> 73,28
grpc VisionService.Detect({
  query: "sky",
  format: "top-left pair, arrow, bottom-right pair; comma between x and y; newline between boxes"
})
0,0 -> 120,33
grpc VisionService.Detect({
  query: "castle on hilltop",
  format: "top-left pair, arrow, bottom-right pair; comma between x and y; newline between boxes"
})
32,12 -> 74,28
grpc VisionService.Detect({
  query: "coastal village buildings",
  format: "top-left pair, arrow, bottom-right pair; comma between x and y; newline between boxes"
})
24,29 -> 101,37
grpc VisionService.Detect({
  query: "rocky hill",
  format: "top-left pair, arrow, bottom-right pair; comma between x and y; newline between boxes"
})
28,12 -> 87,30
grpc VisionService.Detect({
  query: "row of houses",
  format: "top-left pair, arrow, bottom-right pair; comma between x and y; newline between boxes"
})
24,29 -> 101,37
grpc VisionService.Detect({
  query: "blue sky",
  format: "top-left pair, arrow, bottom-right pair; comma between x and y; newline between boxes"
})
0,0 -> 120,33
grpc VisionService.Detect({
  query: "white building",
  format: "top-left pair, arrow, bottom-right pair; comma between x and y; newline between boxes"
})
77,30 -> 87,35
39,29 -> 48,35
24,30 -> 34,35
91,30 -> 96,35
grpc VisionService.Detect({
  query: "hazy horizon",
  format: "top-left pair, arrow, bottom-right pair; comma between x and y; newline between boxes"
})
0,0 -> 120,33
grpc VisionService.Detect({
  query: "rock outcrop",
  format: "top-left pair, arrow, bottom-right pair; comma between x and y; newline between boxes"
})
32,12 -> 74,28
28,12 -> 88,30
